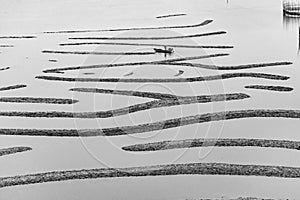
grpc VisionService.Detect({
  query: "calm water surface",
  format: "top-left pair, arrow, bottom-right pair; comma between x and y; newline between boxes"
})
0,0 -> 300,199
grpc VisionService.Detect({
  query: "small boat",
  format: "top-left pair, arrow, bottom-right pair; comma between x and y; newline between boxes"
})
154,47 -> 174,54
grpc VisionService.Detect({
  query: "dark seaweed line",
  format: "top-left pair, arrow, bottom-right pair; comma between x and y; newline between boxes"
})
0,93 -> 249,118
42,50 -> 156,55
0,146 -> 32,157
163,61 -> 293,70
156,13 -> 187,18
0,45 -> 14,48
69,31 -> 226,40
0,85 -> 27,92
0,67 -> 10,71
43,20 -> 213,34
152,53 -> 229,63
122,138 -> 300,152
59,42 -> 234,49
220,198 -> 275,200
187,198 -> 275,200
245,85 -> 294,92
0,109 -> 299,137
0,36 -> 36,39
43,53 -> 229,73
70,88 -> 180,100
36,73 -> 290,83
0,97 -> 78,104
2,162 -> 300,188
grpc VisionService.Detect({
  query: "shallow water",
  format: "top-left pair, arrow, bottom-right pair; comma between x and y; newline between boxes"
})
0,0 -> 300,199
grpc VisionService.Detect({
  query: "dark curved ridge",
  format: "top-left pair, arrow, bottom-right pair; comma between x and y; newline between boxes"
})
224,198 -> 275,200
0,97 -> 78,104
42,56 -> 290,74
123,72 -> 134,77
42,53 -> 229,73
0,36 -> 36,39
69,31 -> 226,40
83,72 -> 95,75
0,67 -> 10,71
0,109 -> 299,137
245,85 -> 294,92
194,198 -> 276,200
0,93 -> 249,118
43,20 -> 213,34
0,45 -> 14,48
122,138 -> 300,152
70,88 -> 179,100
0,84 -> 27,92
0,146 -> 32,157
2,162 -> 300,188
42,50 -> 156,55
164,61 -> 293,70
156,13 -> 187,18
36,73 -> 290,83
59,42 -> 234,49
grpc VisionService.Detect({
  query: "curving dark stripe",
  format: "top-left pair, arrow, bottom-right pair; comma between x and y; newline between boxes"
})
0,93 -> 249,118
59,42 -> 234,49
163,61 -> 293,70
122,138 -> 300,152
83,72 -> 95,75
69,31 -> 226,40
123,72 -> 134,77
70,88 -> 179,100
2,162 -> 300,188
0,67 -> 10,71
0,146 -> 32,157
0,84 -> 27,92
0,36 -> 36,39
42,53 -> 229,73
0,45 -> 14,48
44,20 -> 213,34
0,109 -> 299,137
36,73 -> 290,83
42,50 -> 156,55
156,13 -> 187,18
245,85 -> 294,92
0,97 -> 78,104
